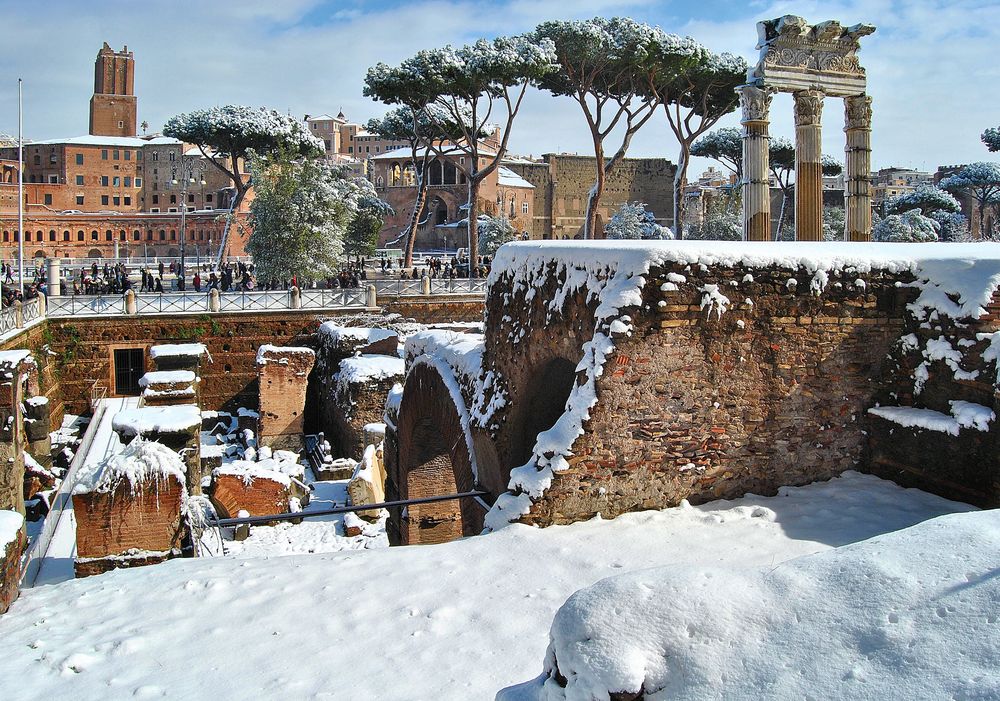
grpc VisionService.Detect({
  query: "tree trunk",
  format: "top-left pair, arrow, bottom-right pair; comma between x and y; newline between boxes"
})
776,191 -> 788,241
403,174 -> 429,268
468,178 -> 479,275
673,145 -> 690,239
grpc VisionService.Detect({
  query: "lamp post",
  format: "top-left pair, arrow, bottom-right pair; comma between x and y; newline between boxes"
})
171,155 -> 206,291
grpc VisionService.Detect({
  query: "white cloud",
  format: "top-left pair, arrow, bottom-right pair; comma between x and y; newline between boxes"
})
1,0 -> 996,177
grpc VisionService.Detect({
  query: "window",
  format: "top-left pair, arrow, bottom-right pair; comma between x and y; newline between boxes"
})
101,176 -> 109,187
33,155 -> 40,166
119,231 -> 126,241
135,178 -> 142,187
112,348 -> 145,396
133,230 -> 140,241
124,196 -> 131,206
75,175 -> 84,185
146,231 -> 153,241
113,176 -> 120,187
170,230 -> 176,240
1,232 -> 6,242
113,196 -> 120,206
152,152 -> 158,162
75,154 -> 83,166
105,230 -> 112,241
522,201 -> 529,214
170,195 -> 176,204
44,194 -> 52,206
49,230 -> 55,242
76,196 -> 84,206
169,152 -> 175,162
136,151 -> 142,161
159,230 -> 165,240
113,150 -> 120,161
152,195 -> 159,205
48,175 -> 58,184
187,194 -> 194,203
101,149 -> 108,160
91,230 -> 98,240
206,194 -> 213,203
101,195 -> 109,206
125,150 -> 131,161
150,208 -> 159,213
63,230 -> 69,241
124,177 -> 131,187
117,120 -> 124,129
12,231 -> 18,242
77,231 -> 84,241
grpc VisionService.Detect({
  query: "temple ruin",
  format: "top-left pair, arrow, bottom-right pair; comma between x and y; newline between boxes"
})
740,16 -> 876,241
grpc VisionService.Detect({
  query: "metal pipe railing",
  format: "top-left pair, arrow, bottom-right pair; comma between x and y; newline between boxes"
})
211,490 -> 489,528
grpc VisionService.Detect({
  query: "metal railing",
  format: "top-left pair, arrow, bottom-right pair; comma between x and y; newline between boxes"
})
134,292 -> 210,314
374,278 -> 424,296
218,290 -> 291,312
0,306 -> 17,335
21,299 -> 41,324
300,288 -> 366,308
47,294 -> 126,316
429,278 -> 487,295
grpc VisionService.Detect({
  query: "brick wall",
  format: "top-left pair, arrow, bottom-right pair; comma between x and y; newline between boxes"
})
381,297 -> 484,324
0,525 -> 25,614
72,476 -> 185,577
257,347 -> 315,450
473,259 -> 914,527
210,472 -> 290,518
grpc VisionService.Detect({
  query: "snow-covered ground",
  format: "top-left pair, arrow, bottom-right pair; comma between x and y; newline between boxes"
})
0,472 -> 978,700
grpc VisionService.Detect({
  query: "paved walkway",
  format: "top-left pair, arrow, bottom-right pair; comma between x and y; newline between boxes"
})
29,396 -> 138,587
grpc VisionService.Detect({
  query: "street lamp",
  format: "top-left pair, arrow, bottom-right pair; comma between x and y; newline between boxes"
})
171,157 -> 206,291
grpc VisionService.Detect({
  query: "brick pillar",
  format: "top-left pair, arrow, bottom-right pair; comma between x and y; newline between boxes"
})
844,94 -> 873,242
739,84 -> 776,241
794,89 -> 825,241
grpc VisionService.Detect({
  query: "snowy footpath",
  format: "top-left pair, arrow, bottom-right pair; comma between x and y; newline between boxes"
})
0,472 -> 980,700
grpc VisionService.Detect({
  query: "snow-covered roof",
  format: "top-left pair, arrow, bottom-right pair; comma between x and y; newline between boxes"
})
497,166 -> 534,190
318,324 -> 398,345
336,354 -> 405,390
29,135 -> 181,147
256,345 -> 316,365
138,370 -> 196,387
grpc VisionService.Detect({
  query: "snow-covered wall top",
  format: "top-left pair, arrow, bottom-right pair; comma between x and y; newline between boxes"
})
490,241 -> 1000,322
73,438 -> 187,495
138,370 -> 196,387
149,343 -> 208,360
0,509 -> 24,550
112,405 -> 202,437
404,330 -> 485,390
336,355 -> 405,392
318,324 -> 398,345
256,345 -> 316,366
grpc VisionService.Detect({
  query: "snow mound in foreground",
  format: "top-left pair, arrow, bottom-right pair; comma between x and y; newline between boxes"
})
501,509 -> 1000,701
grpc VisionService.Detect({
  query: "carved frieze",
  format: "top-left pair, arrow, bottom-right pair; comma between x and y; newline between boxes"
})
793,90 -> 825,127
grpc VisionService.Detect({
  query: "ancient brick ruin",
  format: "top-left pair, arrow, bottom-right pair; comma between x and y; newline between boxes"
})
386,241 -> 1000,544
256,345 -> 316,451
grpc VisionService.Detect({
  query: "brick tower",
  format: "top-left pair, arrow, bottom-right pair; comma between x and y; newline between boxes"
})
89,42 -> 137,137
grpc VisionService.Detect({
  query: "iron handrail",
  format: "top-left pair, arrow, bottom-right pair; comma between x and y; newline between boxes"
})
212,490 -> 489,528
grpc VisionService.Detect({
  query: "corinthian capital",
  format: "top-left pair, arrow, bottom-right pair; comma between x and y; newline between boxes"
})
793,89 -> 825,126
844,94 -> 872,130
738,84 -> 776,124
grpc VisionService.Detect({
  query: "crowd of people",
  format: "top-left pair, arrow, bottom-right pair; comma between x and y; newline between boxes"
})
0,253 -> 493,308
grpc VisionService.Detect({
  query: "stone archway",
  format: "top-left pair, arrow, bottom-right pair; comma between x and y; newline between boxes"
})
507,356 -> 578,471
393,362 -> 480,545
87,248 -> 103,259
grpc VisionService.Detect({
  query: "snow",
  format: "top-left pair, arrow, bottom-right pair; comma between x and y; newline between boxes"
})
213,461 -> 293,488
111,405 -> 202,437
503,507 -> 999,701
29,135 -> 181,147
404,330 -> 484,387
0,349 -> 32,368
148,343 -> 208,360
138,370 -> 196,387
0,510 -> 23,550
336,354 -> 405,391
72,438 -> 187,496
0,472 -> 976,699
868,400 -> 995,436
25,396 -> 49,407
317,323 -> 398,346
255,344 -> 315,365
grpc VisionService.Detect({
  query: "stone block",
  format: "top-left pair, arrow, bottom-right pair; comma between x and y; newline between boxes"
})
210,466 -> 291,518
256,345 -> 316,451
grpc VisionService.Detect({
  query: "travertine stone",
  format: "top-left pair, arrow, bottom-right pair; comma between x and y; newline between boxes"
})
794,89 -> 825,241
844,94 -> 873,241
739,85 -> 776,241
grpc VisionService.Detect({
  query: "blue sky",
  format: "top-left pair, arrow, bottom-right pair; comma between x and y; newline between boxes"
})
2,0 -> 998,174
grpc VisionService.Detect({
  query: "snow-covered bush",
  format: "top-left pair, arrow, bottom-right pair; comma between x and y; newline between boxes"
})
873,208 -> 940,243
604,202 -> 673,240
885,185 -> 961,217
478,214 -> 519,256
822,206 -> 845,241
930,210 -> 970,241
686,214 -> 742,240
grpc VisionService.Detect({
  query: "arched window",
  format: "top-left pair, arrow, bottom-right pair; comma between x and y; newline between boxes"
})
443,162 -> 457,185
133,230 -> 140,241
62,230 -> 70,241
91,230 -> 99,241
77,230 -> 84,241
429,161 -> 443,186
159,230 -> 165,241
49,230 -> 56,242
105,230 -> 113,241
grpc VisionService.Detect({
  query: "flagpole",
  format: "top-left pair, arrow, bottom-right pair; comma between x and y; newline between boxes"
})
17,77 -> 25,298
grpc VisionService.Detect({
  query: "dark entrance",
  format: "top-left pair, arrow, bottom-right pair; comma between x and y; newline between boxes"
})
113,348 -> 145,395
510,357 -> 578,469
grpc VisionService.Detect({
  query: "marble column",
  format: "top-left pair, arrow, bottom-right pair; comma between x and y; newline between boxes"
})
793,89 -> 825,241
740,85 -> 776,241
844,94 -> 873,241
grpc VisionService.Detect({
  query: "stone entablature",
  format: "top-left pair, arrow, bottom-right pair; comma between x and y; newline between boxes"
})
750,16 -> 875,97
